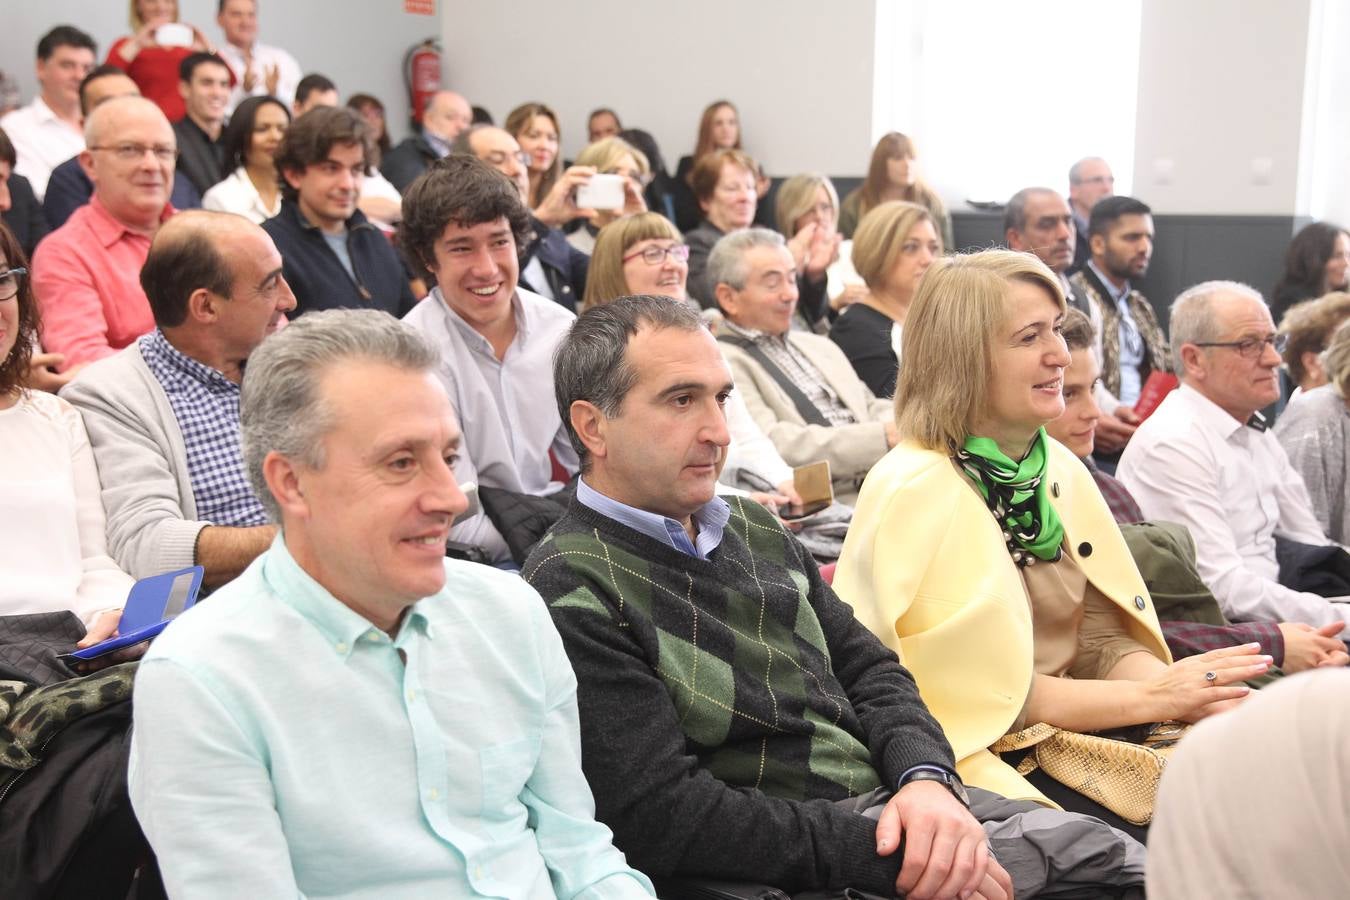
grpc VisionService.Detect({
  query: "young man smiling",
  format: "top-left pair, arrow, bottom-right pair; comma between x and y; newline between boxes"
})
171,52 -> 231,196
401,155 -> 578,563
262,106 -> 416,319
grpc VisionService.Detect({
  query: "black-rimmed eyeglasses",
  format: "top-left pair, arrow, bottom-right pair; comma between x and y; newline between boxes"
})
0,267 -> 27,301
1192,333 -> 1288,358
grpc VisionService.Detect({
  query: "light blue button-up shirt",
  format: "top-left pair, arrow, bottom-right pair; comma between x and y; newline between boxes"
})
129,535 -> 653,900
1087,259 -> 1146,406
576,478 -> 731,559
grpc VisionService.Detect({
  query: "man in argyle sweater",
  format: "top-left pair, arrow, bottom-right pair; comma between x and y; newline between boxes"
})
524,296 -> 1147,899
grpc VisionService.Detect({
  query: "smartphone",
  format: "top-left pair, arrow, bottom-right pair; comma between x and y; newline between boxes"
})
575,173 -> 625,210
779,499 -> 832,521
60,566 -> 204,663
155,23 -> 194,47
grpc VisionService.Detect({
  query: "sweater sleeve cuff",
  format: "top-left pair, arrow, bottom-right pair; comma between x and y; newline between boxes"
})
840,813 -> 904,896
157,519 -> 212,574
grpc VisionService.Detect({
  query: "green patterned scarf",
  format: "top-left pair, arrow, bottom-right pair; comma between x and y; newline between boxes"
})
956,428 -> 1064,564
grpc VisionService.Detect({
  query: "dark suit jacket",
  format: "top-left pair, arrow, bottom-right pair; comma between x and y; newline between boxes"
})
2,173 -> 49,258
172,117 -> 226,197
380,134 -> 439,193
518,215 -> 588,313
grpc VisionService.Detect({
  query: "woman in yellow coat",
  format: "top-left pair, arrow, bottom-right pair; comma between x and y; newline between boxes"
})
833,249 -> 1270,836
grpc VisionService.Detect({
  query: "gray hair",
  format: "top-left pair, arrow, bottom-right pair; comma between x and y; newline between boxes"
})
1003,186 -> 1058,235
1324,319 -> 1350,397
1068,156 -> 1107,185
241,309 -> 438,520
1169,280 -> 1266,376
554,295 -> 705,472
706,227 -> 787,297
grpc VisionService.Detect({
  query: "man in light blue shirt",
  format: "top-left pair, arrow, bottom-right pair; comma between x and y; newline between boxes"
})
128,308 -> 652,900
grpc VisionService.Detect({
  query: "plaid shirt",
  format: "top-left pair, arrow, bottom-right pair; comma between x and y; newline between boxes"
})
722,321 -> 857,427
1086,458 -> 1285,663
140,330 -> 269,528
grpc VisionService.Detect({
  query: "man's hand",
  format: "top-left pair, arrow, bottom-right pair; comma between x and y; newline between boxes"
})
1093,409 -> 1138,453
774,479 -> 803,507
264,63 -> 280,97
877,780 -> 1012,900
1278,621 -> 1350,672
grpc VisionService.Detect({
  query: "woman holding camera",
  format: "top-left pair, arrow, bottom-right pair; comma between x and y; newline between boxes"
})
108,0 -> 218,121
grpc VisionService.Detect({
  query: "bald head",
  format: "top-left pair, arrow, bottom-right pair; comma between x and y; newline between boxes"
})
423,90 -> 472,143
81,96 -> 175,230
460,124 -> 530,203
142,211 -> 295,376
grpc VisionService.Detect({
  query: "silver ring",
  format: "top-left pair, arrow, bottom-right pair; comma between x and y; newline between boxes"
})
1204,670 -> 1217,684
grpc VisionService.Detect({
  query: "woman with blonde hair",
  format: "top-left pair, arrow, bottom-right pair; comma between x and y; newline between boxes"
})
1277,319 -> 1350,543
775,173 -> 854,330
107,0 -> 217,121
838,132 -> 952,249
566,136 -> 650,254
829,201 -> 941,396
833,248 -> 1269,837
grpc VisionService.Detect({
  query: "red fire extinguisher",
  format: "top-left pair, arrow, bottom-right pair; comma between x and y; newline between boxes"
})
404,39 -> 442,127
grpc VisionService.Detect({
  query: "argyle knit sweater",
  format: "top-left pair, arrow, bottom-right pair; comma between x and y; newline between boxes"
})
523,496 -> 955,894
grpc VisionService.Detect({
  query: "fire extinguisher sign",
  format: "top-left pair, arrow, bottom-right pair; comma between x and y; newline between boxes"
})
405,0 -> 435,14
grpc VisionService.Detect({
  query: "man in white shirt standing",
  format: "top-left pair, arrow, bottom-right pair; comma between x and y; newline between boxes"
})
215,0 -> 301,112
1118,280 -> 1350,627
0,26 -> 96,202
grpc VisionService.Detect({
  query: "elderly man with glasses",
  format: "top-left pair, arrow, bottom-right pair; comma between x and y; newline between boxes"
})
31,95 -> 177,370
1118,280 -> 1350,627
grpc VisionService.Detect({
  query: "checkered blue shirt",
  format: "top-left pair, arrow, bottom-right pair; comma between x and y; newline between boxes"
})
140,330 -> 269,527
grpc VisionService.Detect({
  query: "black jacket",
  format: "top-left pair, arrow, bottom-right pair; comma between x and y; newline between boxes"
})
262,200 -> 417,318
172,116 -> 226,197
380,134 -> 439,193
1,173 -> 49,259
519,215 -> 588,313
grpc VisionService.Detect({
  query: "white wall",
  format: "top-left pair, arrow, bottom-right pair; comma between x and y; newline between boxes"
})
1301,0 -> 1350,224
439,0 -> 876,175
1132,0 -> 1313,215
3,1 -> 440,141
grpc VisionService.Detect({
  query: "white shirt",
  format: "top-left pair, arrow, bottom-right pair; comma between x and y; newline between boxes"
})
0,390 -> 134,620
216,40 -> 302,112
0,96 -> 85,201
359,167 -> 403,233
1118,383 -> 1344,625
403,287 -> 577,562
201,166 -> 280,224
722,387 -> 793,489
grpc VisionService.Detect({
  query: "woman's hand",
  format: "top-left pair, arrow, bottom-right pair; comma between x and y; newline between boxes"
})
534,165 -> 597,228
831,282 -> 868,311
120,23 -> 161,60
190,25 -> 215,53
1143,643 -> 1270,721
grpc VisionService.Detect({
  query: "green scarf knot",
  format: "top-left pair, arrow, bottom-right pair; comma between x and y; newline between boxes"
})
957,428 -> 1064,563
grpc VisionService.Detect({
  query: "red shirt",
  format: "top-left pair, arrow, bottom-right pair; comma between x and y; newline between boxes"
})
32,196 -> 173,368
106,38 -> 194,121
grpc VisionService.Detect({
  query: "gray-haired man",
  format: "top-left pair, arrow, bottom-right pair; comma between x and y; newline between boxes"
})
129,308 -> 653,899
710,227 -> 895,503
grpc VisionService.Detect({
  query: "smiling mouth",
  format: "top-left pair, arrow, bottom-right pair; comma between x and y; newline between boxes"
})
468,284 -> 501,297
1034,377 -> 1063,391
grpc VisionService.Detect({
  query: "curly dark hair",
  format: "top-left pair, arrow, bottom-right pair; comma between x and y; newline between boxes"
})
221,94 -> 290,173
399,155 -> 531,273
273,106 -> 372,204
0,222 -> 39,398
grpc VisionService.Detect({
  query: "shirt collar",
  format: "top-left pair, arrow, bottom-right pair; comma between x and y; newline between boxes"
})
422,128 -> 452,158
30,95 -> 61,125
85,196 -> 173,247
1087,259 -> 1130,304
261,533 -> 432,660
1178,382 -> 1247,440
144,329 -> 238,392
723,319 -> 789,346
576,477 -> 731,559
435,287 -> 525,353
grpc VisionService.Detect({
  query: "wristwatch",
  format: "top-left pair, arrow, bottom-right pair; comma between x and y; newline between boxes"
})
899,767 -> 971,807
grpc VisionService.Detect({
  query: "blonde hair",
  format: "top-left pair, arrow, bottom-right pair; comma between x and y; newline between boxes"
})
582,212 -> 683,310
894,249 -> 1066,451
129,0 -> 178,30
1325,319 -> 1350,397
851,200 -> 939,292
574,136 -> 650,177
774,174 -> 839,237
